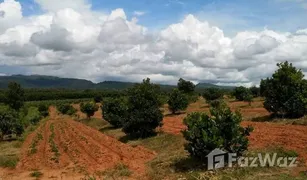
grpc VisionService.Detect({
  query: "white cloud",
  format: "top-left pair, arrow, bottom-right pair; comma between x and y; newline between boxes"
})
133,11 -> 146,16
1,0 -> 307,86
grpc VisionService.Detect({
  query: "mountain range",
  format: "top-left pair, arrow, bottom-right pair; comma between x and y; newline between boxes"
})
0,75 -> 235,90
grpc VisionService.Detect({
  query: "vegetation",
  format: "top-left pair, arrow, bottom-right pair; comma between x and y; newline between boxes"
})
49,123 -> 60,162
57,103 -> 77,115
167,88 -> 189,114
261,61 -> 307,118
177,78 -> 195,94
38,104 -> 49,117
4,82 -> 25,110
30,170 -> 43,179
23,107 -> 41,126
80,102 -> 99,119
102,98 -> 128,128
93,95 -> 103,103
122,78 -> 163,138
202,87 -> 224,102
233,86 -> 252,101
182,104 -> 253,161
0,106 -> 24,140
250,86 -> 260,97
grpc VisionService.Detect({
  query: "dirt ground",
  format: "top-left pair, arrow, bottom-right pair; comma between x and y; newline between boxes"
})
0,106 -> 155,180
162,100 -> 307,170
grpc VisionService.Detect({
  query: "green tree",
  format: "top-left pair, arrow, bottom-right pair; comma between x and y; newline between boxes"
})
182,105 -> 253,161
202,88 -> 224,103
261,61 -> 307,118
80,102 -> 99,119
94,95 -> 102,103
244,94 -> 253,106
38,104 -> 49,117
177,78 -> 195,94
24,107 -> 41,126
57,104 -> 77,116
168,88 -> 189,114
102,98 -> 128,128
4,82 -> 25,110
0,106 -> 24,140
233,86 -> 252,101
249,86 -> 260,97
122,78 -> 163,138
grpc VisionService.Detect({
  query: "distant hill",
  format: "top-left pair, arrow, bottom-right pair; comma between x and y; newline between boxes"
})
196,83 -> 235,90
0,75 -> 235,90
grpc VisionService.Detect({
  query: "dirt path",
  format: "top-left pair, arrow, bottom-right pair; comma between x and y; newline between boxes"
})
5,106 -> 155,179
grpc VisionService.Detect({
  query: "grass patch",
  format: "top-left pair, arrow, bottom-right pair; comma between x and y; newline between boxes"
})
96,163 -> 132,178
0,155 -> 19,168
30,170 -> 43,179
0,140 -> 22,168
77,118 -> 109,130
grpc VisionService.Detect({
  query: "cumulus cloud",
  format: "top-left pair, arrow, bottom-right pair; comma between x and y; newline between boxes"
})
1,0 -> 307,86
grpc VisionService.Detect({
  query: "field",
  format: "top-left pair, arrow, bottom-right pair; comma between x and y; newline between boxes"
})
1,98 -> 307,179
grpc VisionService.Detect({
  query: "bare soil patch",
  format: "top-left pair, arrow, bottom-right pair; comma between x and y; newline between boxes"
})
13,106 -> 155,179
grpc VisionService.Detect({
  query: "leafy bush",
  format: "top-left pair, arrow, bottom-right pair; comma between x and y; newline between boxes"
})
261,61 -> 307,118
177,78 -> 195,94
122,78 -> 163,138
249,86 -> 260,97
0,106 -> 24,140
94,95 -> 103,103
102,98 -> 128,128
233,86 -> 252,101
57,104 -> 77,115
38,104 -> 49,117
244,93 -> 253,106
182,105 -> 253,161
24,107 -> 41,125
4,82 -> 25,110
168,88 -> 189,114
80,102 -> 99,119
202,88 -> 224,103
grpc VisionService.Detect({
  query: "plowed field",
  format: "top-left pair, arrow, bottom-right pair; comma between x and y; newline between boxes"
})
14,107 -> 155,179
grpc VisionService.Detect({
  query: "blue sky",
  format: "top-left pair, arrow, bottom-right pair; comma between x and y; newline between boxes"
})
15,0 -> 307,36
1,0 -> 307,85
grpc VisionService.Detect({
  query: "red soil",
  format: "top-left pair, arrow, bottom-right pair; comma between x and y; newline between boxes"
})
242,121 -> 307,167
15,107 -> 155,179
162,103 -> 307,168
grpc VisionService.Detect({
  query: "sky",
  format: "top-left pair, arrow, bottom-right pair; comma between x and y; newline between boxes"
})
0,0 -> 307,86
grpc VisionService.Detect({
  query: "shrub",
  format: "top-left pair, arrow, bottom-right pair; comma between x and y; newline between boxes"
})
0,106 -> 24,140
249,86 -> 260,97
4,82 -> 25,110
24,107 -> 41,125
80,102 -> 99,119
261,61 -> 307,118
168,88 -> 189,114
202,88 -> 224,103
233,86 -> 252,101
182,105 -> 253,161
244,93 -> 253,106
102,98 -> 128,128
94,95 -> 103,103
57,104 -> 76,115
122,78 -> 163,138
38,104 -> 49,117
177,78 -> 195,94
